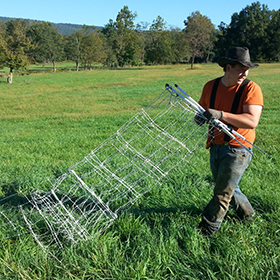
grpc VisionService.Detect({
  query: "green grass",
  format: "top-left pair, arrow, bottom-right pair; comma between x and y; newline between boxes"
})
0,63 -> 279,279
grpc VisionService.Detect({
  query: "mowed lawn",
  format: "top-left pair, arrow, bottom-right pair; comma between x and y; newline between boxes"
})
0,63 -> 279,279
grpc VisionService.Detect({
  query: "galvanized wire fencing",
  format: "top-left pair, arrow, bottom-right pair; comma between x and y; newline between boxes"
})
0,86 -> 212,252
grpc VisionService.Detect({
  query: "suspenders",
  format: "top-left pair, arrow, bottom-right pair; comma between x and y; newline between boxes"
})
210,77 -> 250,142
209,77 -> 222,109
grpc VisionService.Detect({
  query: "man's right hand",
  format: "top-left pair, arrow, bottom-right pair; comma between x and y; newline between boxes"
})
194,113 -> 206,126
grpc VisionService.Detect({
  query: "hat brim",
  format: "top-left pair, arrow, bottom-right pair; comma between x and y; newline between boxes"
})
217,57 -> 259,68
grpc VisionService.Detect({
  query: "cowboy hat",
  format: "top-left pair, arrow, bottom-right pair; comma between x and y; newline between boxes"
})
217,47 -> 259,68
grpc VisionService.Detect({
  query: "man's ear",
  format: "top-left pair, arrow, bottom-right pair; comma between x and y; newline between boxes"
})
225,64 -> 231,72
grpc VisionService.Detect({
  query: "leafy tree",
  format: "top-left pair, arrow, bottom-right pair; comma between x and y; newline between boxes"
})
144,16 -> 175,64
0,21 -> 7,69
64,29 -> 85,71
215,2 -> 273,61
27,21 -> 65,72
103,6 -> 143,66
170,28 -> 190,63
1,19 -> 31,82
27,21 -> 49,66
184,11 -> 215,68
263,9 -> 280,61
150,15 -> 166,31
43,28 -> 65,72
214,22 -> 229,58
102,19 -> 118,66
80,30 -> 107,69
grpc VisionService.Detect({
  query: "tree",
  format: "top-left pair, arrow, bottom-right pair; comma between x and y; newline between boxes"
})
27,21 -> 65,72
144,16 -> 175,64
170,28 -> 190,63
150,15 -> 166,31
215,2 -> 273,61
262,8 -> 280,61
214,21 -> 229,58
102,6 -> 143,66
0,21 -> 7,69
102,19 -> 118,66
64,29 -> 85,71
184,11 -> 215,68
1,19 -> 31,82
80,30 -> 107,69
27,21 -> 49,66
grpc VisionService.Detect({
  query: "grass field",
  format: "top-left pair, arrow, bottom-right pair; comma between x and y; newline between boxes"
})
0,63 -> 279,279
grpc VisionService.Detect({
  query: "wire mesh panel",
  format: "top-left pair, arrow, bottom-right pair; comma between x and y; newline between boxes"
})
0,87 -> 211,252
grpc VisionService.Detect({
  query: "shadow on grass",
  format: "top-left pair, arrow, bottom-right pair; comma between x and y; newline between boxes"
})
0,182 -> 102,212
124,204 -> 202,237
0,181 -> 30,207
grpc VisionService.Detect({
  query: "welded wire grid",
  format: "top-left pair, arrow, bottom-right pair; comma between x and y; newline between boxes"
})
0,87 -> 219,252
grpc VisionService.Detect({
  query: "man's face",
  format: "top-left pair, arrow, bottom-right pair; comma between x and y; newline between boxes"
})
228,64 -> 249,85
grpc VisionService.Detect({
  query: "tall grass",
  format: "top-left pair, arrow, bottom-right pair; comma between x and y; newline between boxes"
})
0,64 -> 279,279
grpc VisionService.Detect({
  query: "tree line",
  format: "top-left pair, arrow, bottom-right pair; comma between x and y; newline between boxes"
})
0,2 -> 279,83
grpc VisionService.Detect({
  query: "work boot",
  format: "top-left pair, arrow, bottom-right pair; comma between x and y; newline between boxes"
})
198,217 -> 220,236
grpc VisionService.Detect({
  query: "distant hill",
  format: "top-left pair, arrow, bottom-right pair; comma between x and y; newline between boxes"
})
0,16 -> 103,35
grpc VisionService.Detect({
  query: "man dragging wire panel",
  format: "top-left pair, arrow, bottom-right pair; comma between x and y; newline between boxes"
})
195,47 -> 263,235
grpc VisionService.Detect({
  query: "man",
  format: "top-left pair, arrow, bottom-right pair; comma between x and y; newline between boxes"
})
196,47 -> 263,235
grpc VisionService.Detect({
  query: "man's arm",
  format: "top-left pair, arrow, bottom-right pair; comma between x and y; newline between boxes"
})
221,105 -> 263,129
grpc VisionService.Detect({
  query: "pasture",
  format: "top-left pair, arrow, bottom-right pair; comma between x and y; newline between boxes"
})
0,63 -> 279,279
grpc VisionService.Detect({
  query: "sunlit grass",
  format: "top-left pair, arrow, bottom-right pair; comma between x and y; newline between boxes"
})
0,63 -> 279,279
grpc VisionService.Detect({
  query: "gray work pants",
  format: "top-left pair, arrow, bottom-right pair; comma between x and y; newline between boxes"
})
201,144 -> 255,234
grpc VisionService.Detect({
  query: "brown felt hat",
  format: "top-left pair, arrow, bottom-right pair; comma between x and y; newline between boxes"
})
217,47 -> 259,68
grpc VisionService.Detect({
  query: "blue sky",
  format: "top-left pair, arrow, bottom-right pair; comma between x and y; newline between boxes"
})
1,0 -> 279,29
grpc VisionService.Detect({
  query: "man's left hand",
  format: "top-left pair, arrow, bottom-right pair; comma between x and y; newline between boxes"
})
203,109 -> 223,121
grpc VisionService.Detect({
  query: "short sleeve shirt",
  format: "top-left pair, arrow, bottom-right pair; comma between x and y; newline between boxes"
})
199,78 -> 263,148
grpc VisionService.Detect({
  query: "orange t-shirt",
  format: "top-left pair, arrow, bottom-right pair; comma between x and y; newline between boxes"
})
199,78 -> 263,148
